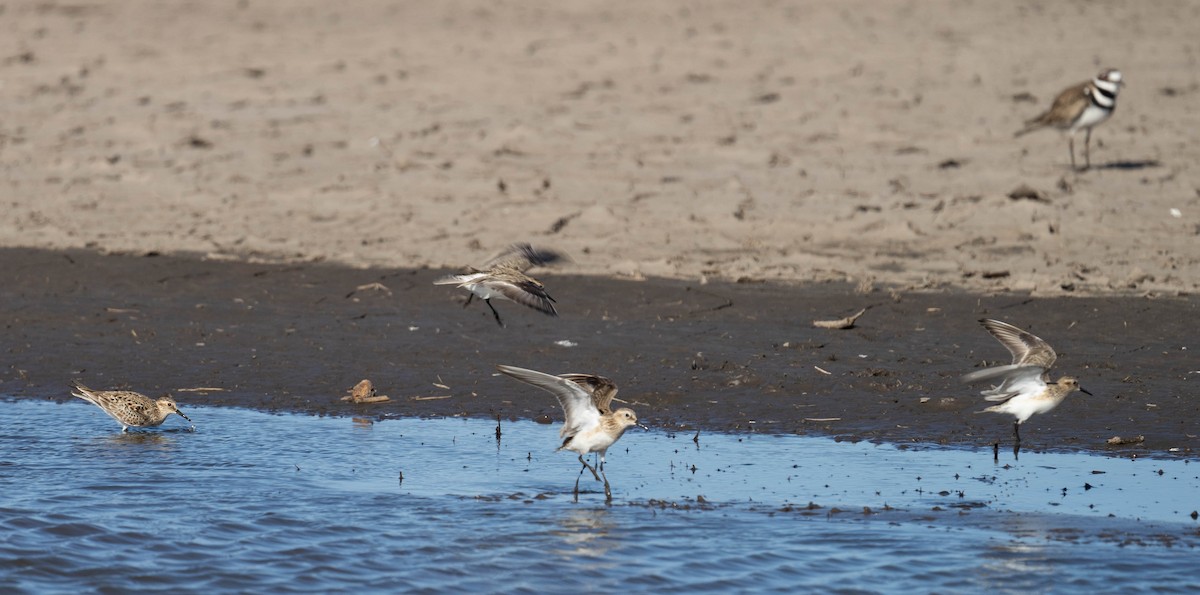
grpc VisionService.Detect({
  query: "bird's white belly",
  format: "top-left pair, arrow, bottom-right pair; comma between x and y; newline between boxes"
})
464,283 -> 504,301
1071,104 -> 1111,133
998,394 -> 1062,423
561,426 -> 619,456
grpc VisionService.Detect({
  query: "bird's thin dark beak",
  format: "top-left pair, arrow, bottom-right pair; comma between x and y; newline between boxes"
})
637,423 -> 649,431
177,409 -> 192,422
1080,387 -> 1094,396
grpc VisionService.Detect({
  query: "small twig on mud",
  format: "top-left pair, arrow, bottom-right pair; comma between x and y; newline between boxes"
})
813,307 -> 867,329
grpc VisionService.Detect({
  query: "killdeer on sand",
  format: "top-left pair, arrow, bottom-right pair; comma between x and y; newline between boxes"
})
1014,68 -> 1123,171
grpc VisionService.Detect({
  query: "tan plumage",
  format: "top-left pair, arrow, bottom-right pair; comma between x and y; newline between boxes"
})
1014,68 -> 1123,170
963,321 -> 1092,444
480,243 -> 566,271
433,243 -> 567,327
558,373 -> 619,415
971,318 -> 1058,398
71,382 -> 191,432
980,319 -> 1057,371
965,367 -> 1092,444
1015,80 -> 1092,134
496,365 -> 645,502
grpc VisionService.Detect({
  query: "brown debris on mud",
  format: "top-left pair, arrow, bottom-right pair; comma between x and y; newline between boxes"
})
3,248 -> 1196,458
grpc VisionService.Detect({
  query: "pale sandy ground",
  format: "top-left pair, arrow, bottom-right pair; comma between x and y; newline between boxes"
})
1,0 -> 1197,294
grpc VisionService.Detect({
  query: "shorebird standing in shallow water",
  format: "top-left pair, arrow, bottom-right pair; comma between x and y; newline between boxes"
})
496,364 -> 646,502
434,243 -> 566,328
1014,68 -> 1124,171
962,319 -> 1092,445
71,382 -> 191,432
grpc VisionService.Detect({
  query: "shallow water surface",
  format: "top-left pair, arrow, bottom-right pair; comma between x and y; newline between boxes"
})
2,399 -> 1197,593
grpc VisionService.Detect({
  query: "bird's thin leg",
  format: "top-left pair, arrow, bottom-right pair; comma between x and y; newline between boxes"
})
602,465 -> 612,503
574,463 -> 587,501
484,299 -> 505,328
1069,136 -> 1077,171
1013,421 -> 1021,444
462,293 -> 474,309
578,454 -> 601,482
1083,128 -> 1093,170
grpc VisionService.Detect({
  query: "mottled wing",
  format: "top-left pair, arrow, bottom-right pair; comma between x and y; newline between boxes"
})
483,243 -> 567,272
559,374 -> 619,414
496,365 -> 600,438
980,319 -> 1057,369
122,394 -> 155,419
489,277 -> 558,316
72,383 -> 153,425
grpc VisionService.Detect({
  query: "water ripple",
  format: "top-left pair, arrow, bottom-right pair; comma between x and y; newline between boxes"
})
1,399 -> 1197,593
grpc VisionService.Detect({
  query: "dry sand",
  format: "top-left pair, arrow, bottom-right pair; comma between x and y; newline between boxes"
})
0,0 -> 1197,294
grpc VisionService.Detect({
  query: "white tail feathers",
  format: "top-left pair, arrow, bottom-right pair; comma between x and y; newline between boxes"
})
432,273 -> 478,286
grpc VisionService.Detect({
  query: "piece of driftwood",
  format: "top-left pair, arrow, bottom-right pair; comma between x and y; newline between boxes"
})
410,395 -> 452,401
341,379 -> 391,404
813,308 -> 867,329
1106,435 -> 1144,445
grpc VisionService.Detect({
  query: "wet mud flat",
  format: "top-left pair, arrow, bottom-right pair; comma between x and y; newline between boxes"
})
2,247 -> 1197,457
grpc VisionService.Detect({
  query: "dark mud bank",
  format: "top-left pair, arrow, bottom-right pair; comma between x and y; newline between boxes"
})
2,247 -> 1196,457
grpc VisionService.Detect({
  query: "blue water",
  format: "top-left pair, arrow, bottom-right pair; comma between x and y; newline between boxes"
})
1,399 -> 1197,593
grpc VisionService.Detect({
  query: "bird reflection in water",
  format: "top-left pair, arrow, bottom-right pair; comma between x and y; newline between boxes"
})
975,518 -> 1059,588
99,431 -> 174,448
549,507 -> 620,560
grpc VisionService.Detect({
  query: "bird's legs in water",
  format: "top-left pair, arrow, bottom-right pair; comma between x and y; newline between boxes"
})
1012,421 -> 1023,459
573,454 -> 602,501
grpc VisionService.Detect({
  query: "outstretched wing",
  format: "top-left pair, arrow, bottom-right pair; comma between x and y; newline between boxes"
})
432,272 -> 486,286
980,319 -> 1057,369
483,243 -> 568,272
490,277 -> 558,316
496,365 -> 599,438
962,364 -> 1047,403
558,373 -> 619,414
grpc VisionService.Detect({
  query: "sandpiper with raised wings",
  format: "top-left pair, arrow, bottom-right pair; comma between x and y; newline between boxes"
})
71,381 -> 192,432
962,319 -> 1092,444
1014,68 -> 1124,171
434,243 -> 566,327
976,318 -> 1057,396
496,364 -> 646,502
